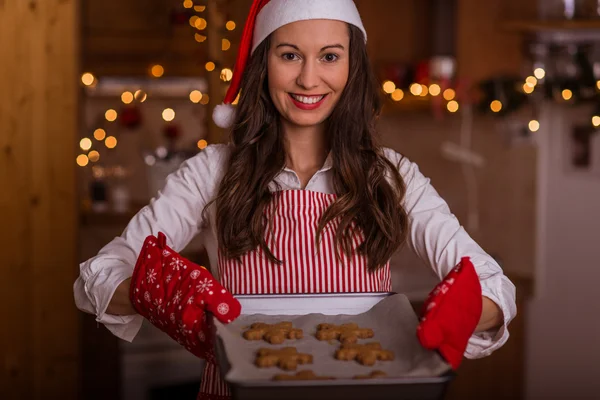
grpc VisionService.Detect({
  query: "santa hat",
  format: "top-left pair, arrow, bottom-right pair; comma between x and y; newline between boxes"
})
212,0 -> 367,129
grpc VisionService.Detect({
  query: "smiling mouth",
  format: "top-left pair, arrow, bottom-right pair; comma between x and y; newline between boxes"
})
289,93 -> 327,104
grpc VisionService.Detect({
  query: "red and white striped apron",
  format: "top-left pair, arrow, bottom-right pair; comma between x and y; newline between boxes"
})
197,190 -> 392,399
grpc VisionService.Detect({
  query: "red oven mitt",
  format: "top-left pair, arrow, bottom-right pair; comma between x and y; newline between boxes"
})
417,257 -> 482,370
129,232 -> 241,361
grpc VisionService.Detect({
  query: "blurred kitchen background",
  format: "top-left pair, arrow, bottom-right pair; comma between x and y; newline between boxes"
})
2,0 -> 600,399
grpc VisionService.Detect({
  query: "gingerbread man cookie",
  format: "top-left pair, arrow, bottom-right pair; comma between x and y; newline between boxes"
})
353,370 -> 387,379
243,322 -> 303,344
335,342 -> 394,366
315,323 -> 374,344
255,347 -> 313,370
273,370 -> 336,381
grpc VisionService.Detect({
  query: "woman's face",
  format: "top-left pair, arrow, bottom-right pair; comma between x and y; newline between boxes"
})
267,19 -> 350,129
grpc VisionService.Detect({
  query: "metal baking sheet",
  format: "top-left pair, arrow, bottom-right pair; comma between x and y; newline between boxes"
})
214,293 -> 453,400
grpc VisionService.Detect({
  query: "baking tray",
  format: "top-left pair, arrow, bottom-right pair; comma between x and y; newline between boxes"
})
214,293 -> 454,400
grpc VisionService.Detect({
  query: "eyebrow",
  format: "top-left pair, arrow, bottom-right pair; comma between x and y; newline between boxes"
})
276,43 -> 345,51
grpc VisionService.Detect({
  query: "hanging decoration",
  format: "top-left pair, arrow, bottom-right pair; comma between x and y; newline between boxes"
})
119,105 -> 143,130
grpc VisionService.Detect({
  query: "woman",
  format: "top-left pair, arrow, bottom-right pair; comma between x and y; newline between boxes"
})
74,0 -> 516,399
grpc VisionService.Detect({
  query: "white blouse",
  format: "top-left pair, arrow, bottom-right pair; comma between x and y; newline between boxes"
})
74,144 -> 517,360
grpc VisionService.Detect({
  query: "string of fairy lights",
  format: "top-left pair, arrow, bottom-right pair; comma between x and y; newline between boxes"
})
79,2 -> 600,169
380,68 -> 545,133
76,0 -> 238,168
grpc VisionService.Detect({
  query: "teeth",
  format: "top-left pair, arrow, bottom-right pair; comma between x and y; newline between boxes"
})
291,94 -> 325,104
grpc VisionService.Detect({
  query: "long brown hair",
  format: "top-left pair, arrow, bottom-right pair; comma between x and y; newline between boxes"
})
208,25 -> 409,271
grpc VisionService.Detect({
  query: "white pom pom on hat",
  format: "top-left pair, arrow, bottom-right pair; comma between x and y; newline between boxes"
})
212,0 -> 367,129
213,103 -> 237,129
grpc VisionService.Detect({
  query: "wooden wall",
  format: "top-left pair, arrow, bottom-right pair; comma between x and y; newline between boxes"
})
457,0 -> 537,83
82,0 -> 208,77
0,1 -> 80,399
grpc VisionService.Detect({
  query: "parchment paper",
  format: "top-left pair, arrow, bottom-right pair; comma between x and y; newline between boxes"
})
215,294 -> 451,383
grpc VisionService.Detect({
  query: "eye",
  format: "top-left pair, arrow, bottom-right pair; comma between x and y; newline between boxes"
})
282,53 -> 300,61
322,53 -> 339,63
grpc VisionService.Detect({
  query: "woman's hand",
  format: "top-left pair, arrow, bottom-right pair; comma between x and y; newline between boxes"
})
476,296 -> 504,333
106,278 -> 137,316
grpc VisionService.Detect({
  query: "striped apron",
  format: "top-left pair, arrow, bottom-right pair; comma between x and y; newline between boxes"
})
197,190 -> 392,399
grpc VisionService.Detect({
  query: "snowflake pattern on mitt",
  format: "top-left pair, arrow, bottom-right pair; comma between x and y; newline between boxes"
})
146,269 -> 157,284
169,257 -> 185,271
196,278 -> 213,293
130,232 -> 241,361
173,290 -> 183,304
217,303 -> 229,315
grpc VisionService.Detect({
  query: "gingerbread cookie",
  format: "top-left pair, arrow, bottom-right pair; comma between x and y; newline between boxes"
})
273,370 -> 336,381
315,323 -> 374,344
353,370 -> 387,379
243,322 -> 303,344
255,347 -> 313,370
335,342 -> 394,366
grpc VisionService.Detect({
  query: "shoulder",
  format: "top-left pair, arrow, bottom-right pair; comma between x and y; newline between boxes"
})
380,147 -> 420,183
169,143 -> 232,198
187,143 -> 232,171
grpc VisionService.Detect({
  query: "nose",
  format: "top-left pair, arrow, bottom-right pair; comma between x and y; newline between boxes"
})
296,59 -> 319,90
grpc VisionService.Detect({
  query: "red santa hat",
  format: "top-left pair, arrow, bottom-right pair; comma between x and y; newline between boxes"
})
212,0 -> 367,129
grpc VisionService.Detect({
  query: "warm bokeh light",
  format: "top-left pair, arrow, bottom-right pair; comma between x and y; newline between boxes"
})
189,16 -> 199,27
523,84 -> 534,94
526,76 -> 538,86
195,33 -> 207,43
232,93 -> 240,105
222,39 -> 231,51
200,94 -> 210,105
151,64 -> 164,78
220,68 -> 233,82
81,72 -> 95,86
76,155 -> 89,167
197,139 -> 208,149
105,109 -> 117,122
447,100 -> 459,113
529,120 -> 540,132
183,0 -> 193,8
226,21 -> 236,31
391,89 -> 404,101
80,138 -> 92,151
194,5 -> 206,12
562,89 -> 573,101
534,68 -> 546,80
88,150 -> 100,162
194,18 -> 207,30
190,90 -> 203,103
429,84 -> 441,96
490,100 -> 503,113
382,81 -> 396,94
105,136 -> 118,149
134,89 -> 148,102
410,83 -> 423,96
593,116 -> 600,127
443,88 -> 456,101
94,128 -> 106,141
162,108 -> 175,122
205,62 -> 216,72
420,85 -> 429,97
121,91 -> 134,104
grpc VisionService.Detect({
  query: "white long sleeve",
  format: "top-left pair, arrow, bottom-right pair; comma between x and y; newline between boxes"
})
387,149 -> 517,358
73,144 -> 229,342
